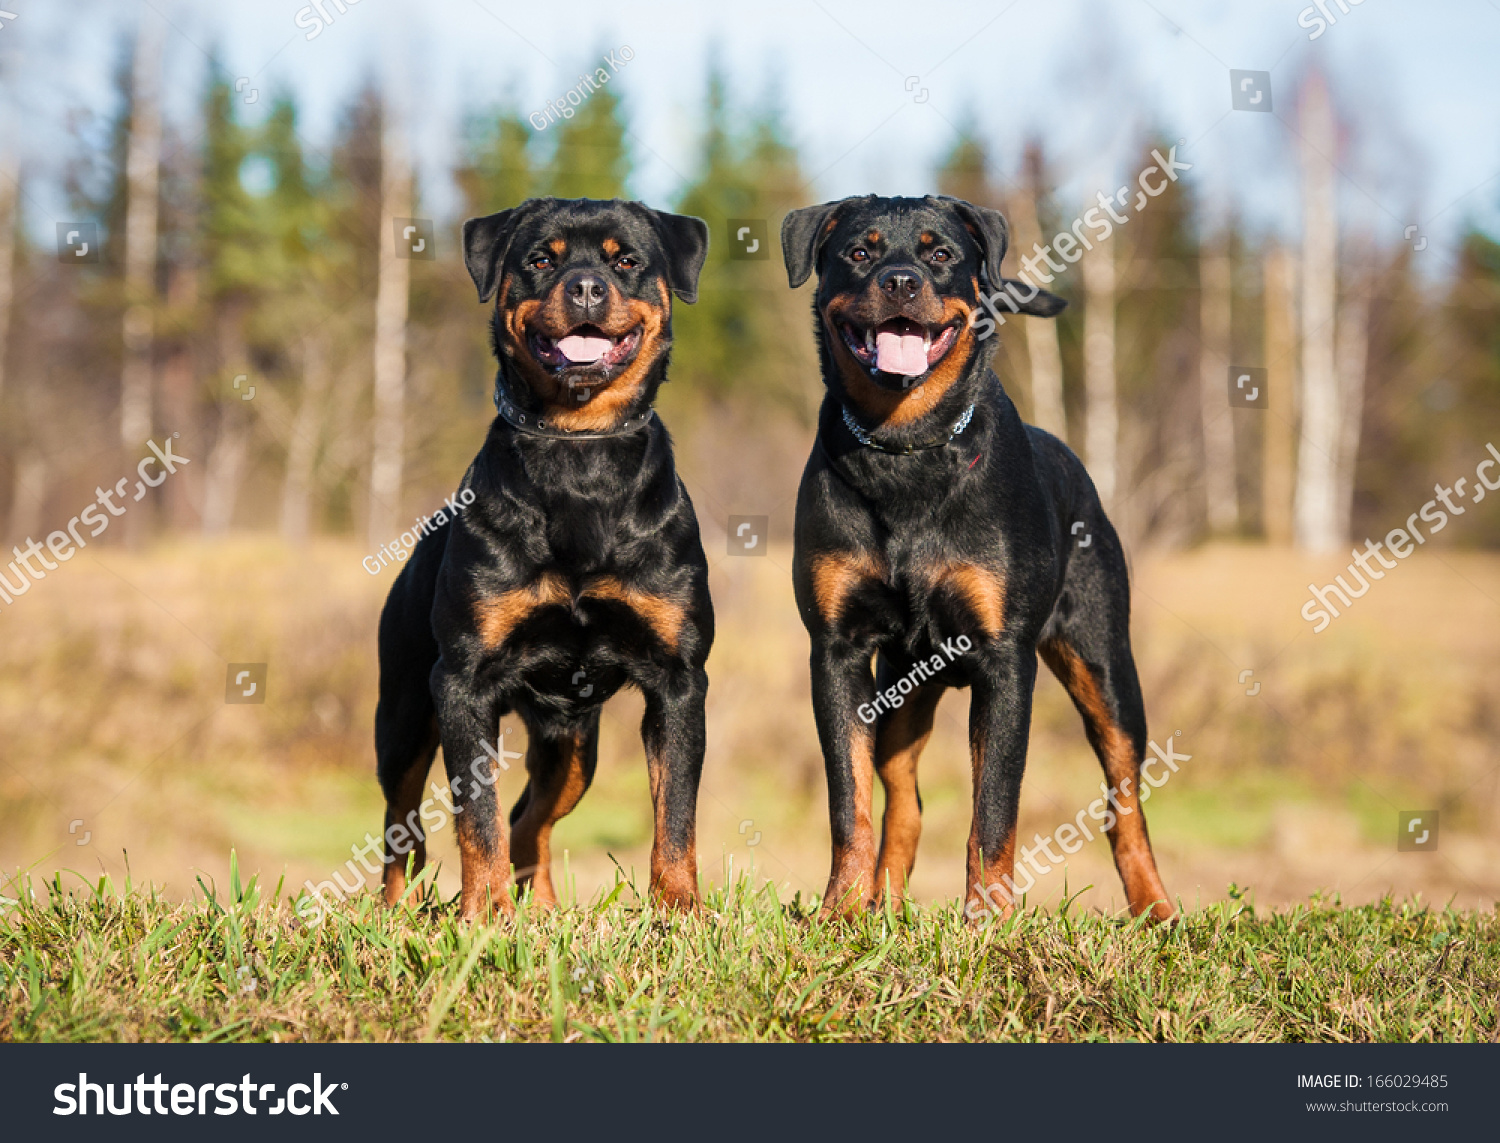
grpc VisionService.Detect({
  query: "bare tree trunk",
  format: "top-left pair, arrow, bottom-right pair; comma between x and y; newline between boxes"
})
7,452 -> 45,544
1012,143 -> 1067,440
201,311 -> 250,536
367,99 -> 410,548
1199,227 -> 1238,533
0,157 -> 15,540
119,14 -> 164,545
0,158 -> 15,405
1082,240 -> 1117,507
201,412 -> 249,536
1262,244 -> 1298,545
159,258 -> 201,531
1294,71 -> 1341,553
1333,244 -> 1371,542
281,333 -> 330,544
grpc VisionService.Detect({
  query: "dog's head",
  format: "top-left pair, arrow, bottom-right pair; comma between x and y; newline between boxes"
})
781,195 -> 1064,424
464,197 -> 708,431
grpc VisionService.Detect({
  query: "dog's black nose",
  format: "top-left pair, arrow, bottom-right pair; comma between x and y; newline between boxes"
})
878,266 -> 921,302
565,272 -> 608,310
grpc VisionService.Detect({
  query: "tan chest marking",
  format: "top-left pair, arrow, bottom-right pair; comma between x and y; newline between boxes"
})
809,551 -> 886,625
475,573 -> 686,652
925,560 -> 1005,638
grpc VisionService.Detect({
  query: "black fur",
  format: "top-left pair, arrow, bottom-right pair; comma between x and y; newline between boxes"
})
375,197 -> 713,917
781,194 -> 1173,922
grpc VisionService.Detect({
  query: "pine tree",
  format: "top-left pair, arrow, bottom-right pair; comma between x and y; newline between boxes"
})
541,78 -> 627,200
459,111 -> 535,212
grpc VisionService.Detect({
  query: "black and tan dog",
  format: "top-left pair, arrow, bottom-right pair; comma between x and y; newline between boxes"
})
375,197 -> 711,919
780,194 -> 1174,923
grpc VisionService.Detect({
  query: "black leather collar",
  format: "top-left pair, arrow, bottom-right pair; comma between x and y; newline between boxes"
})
492,373 -> 654,441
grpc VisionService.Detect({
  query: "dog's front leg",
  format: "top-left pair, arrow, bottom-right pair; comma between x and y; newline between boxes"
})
640,665 -> 708,910
811,636 -> 879,919
432,663 -> 513,920
963,645 -> 1039,924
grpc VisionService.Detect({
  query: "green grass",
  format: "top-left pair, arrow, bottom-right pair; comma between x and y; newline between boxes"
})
2,858 -> 1496,1043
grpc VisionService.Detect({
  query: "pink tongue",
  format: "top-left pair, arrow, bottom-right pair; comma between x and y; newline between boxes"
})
557,335 -> 613,363
876,330 -> 928,376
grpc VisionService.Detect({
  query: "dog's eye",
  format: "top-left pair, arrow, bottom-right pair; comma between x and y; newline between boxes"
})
850,248 -> 869,263
616,255 -> 640,270
529,254 -> 553,270
931,248 -> 952,263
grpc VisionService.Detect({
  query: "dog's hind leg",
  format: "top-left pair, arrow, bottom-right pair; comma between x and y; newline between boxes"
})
509,711 -> 601,909
1038,536 -> 1173,921
376,701 -> 438,908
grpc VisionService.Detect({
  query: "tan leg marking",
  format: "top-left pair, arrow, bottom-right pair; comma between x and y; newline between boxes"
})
381,731 -> 436,907
1039,639 -> 1173,921
874,686 -> 941,903
510,731 -> 592,909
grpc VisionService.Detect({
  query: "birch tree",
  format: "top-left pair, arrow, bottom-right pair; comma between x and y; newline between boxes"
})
119,15 -> 164,543
1199,225 -> 1237,532
1332,242 -> 1371,541
367,92 -> 411,548
198,70 -> 255,536
1014,142 -> 1067,440
1294,71 -> 1341,552
1262,243 -> 1297,544
1083,239 -> 1117,506
0,157 -> 14,406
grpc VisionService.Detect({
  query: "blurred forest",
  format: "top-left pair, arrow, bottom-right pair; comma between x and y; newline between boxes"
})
0,30 -> 1497,556
1,17 -> 1499,913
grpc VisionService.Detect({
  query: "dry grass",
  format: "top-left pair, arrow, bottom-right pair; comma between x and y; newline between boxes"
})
2,865 -> 1495,1042
1,538 -> 1497,922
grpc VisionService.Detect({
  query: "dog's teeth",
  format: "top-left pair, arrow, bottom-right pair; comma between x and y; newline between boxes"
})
864,329 -> 875,355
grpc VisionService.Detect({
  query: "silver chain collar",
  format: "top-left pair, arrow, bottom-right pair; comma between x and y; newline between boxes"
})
840,402 -> 976,455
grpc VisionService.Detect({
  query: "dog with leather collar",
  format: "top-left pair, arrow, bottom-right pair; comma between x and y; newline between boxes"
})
781,193 -> 1176,926
374,196 -> 713,920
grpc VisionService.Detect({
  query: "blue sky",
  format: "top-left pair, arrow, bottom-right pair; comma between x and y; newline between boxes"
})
6,0 -> 1500,270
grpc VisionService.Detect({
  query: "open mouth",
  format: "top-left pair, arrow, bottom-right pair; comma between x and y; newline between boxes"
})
529,325 -> 642,374
840,317 -> 958,380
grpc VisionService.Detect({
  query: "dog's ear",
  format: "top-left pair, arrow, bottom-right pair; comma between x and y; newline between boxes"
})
463,199 -> 546,303
647,209 -> 710,304
937,196 -> 1010,292
780,199 -> 849,288
997,279 -> 1068,317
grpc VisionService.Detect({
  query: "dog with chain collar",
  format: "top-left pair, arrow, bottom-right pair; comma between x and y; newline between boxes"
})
781,194 -> 1175,924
